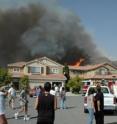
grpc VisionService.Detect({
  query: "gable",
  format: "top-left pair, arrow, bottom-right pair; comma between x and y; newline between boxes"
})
94,63 -> 117,73
37,57 -> 63,67
25,57 -> 63,68
92,63 -> 117,75
26,61 -> 44,67
103,64 -> 117,71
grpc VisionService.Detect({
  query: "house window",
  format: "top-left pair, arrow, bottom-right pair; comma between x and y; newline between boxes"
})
28,66 -> 43,74
51,68 -> 58,74
99,68 -> 108,75
13,68 -> 20,72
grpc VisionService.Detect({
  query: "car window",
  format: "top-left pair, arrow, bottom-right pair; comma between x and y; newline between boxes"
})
101,87 -> 109,93
88,88 -> 96,94
3,86 -> 10,91
87,82 -> 90,85
88,87 -> 109,94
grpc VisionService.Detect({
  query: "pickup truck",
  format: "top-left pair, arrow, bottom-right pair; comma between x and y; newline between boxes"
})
84,85 -> 117,113
112,85 -> 117,102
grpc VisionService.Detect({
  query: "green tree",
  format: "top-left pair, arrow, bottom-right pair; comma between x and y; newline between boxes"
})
63,63 -> 69,76
63,63 -> 70,91
67,76 -> 82,93
0,67 -> 12,86
20,75 -> 29,89
4,73 -> 12,85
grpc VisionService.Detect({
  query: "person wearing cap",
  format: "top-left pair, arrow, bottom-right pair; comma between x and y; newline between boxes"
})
0,86 -> 8,124
35,82 -> 57,124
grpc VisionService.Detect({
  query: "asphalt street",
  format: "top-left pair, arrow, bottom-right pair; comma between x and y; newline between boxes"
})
5,94 -> 117,124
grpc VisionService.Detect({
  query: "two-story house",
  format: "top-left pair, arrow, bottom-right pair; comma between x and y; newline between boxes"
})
69,63 -> 117,83
8,57 -> 66,89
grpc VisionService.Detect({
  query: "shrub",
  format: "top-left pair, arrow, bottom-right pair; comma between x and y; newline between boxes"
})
67,76 -> 82,94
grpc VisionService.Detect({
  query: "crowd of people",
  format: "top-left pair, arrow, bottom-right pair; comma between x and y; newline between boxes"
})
0,82 -> 67,124
0,82 -> 104,124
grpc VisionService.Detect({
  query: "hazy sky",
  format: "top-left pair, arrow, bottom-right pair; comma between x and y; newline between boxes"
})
0,0 -> 117,60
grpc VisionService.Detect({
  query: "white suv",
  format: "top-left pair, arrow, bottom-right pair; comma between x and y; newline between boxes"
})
84,85 -> 117,113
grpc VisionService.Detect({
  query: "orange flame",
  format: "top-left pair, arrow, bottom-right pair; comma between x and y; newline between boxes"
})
73,58 -> 84,67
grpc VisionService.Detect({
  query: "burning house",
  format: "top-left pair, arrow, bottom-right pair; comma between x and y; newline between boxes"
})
69,62 -> 117,84
0,1 -> 104,67
1,1 -> 117,88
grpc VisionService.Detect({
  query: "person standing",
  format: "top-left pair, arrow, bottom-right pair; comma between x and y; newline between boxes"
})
55,85 -> 59,96
59,87 -> 66,109
0,86 -> 8,124
8,84 -> 16,109
87,88 -> 95,124
14,88 -> 29,120
94,85 -> 104,124
35,82 -> 57,124
59,84 -> 63,93
35,86 -> 42,97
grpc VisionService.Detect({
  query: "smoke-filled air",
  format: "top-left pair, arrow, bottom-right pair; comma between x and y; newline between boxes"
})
0,1 -> 103,67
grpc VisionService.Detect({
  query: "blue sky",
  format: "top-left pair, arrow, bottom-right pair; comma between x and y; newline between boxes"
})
0,0 -> 117,60
58,0 -> 117,60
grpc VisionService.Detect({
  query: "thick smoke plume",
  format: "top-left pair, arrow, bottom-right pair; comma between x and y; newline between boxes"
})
0,2 -> 102,67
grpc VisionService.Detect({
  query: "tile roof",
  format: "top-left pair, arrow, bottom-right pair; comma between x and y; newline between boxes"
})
69,63 -> 117,71
26,56 -> 63,67
7,57 -> 64,68
80,74 -> 117,79
10,72 -> 24,78
29,74 -> 66,81
8,62 -> 26,67
11,72 -> 66,81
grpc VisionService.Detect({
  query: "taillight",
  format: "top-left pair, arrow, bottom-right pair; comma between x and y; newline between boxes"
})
113,97 -> 116,104
84,97 -> 87,103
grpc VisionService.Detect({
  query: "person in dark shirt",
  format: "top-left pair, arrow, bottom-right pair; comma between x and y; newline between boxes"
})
94,85 -> 104,124
35,82 -> 57,124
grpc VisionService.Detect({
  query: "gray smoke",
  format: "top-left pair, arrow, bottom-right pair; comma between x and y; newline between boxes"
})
0,1 -> 102,67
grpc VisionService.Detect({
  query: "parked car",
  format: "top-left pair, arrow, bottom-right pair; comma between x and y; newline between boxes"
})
112,85 -> 117,102
84,85 -> 117,113
2,85 -> 10,92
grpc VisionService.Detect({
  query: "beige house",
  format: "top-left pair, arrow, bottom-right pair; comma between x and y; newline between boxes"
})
8,57 -> 66,89
69,63 -> 117,83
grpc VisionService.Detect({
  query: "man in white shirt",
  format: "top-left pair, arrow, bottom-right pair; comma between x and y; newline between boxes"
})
50,86 -> 56,96
8,85 -> 16,109
55,85 -> 59,96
